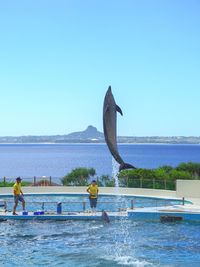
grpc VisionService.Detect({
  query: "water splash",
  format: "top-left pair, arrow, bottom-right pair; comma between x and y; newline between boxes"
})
112,157 -> 120,188
111,157 -> 134,263
110,159 -> 151,267
112,157 -> 122,210
102,254 -> 153,266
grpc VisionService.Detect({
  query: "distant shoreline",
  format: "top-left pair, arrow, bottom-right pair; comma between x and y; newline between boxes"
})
0,142 -> 199,145
0,125 -> 199,144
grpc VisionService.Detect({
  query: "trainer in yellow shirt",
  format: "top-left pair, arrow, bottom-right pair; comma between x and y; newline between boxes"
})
87,180 -> 99,210
13,177 -> 25,215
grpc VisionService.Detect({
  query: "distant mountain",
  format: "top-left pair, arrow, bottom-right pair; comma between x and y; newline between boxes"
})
64,125 -> 104,141
0,126 -> 105,143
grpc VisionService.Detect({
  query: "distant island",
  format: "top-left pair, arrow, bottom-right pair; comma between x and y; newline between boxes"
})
0,125 -> 199,144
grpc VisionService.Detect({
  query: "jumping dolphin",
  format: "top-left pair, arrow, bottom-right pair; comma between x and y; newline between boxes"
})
103,86 -> 136,171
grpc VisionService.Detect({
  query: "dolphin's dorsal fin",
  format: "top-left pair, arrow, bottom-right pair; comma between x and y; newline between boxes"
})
116,105 -> 123,116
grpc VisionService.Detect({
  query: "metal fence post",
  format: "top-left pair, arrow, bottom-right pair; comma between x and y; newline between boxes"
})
49,176 -> 52,186
83,201 -> 86,211
140,178 -> 142,188
164,179 -> 167,190
131,199 -> 134,209
34,176 -> 36,186
3,176 -> 6,186
3,200 -> 7,212
153,178 -> 155,189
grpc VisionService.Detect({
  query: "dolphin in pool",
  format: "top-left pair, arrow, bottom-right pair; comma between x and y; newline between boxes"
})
103,86 -> 136,171
101,210 -> 110,223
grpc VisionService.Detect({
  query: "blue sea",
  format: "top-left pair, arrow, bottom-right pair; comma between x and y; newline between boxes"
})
0,143 -> 200,179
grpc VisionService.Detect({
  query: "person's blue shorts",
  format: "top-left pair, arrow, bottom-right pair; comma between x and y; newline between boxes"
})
14,195 -> 24,203
89,198 -> 97,208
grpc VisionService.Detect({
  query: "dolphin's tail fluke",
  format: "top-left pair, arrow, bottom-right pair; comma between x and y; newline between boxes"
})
119,163 -> 136,172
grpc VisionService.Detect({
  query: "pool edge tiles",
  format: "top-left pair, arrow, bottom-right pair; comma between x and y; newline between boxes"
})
128,206 -> 200,221
2,206 -> 200,222
0,211 -> 127,221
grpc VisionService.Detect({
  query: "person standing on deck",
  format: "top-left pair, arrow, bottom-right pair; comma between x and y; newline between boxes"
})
87,180 -> 99,212
13,177 -> 25,215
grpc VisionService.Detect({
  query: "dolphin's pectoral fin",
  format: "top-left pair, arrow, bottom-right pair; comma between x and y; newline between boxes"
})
116,105 -> 123,116
104,104 -> 110,115
119,163 -> 136,172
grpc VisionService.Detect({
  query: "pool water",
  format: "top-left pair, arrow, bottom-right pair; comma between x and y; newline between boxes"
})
3,195 -> 182,214
1,195 -> 199,267
1,219 -> 200,266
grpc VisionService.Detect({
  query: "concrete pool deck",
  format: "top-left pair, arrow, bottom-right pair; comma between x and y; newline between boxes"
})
0,185 -> 178,199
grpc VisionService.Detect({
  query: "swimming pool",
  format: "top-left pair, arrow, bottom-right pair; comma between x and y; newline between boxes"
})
0,194 -> 198,266
2,194 -> 181,213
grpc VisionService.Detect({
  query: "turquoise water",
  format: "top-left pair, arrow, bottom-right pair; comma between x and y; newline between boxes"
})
3,195 -> 180,213
1,195 -> 199,266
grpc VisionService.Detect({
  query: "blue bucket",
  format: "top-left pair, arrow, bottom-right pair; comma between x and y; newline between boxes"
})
39,210 -> 44,215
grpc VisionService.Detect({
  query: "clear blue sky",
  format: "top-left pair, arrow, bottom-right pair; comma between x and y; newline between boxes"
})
0,0 -> 200,136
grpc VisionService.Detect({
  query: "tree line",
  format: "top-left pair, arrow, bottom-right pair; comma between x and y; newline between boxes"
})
61,162 -> 200,190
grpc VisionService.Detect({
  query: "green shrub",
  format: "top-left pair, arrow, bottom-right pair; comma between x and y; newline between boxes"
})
0,181 -> 31,187
102,175 -> 115,187
61,168 -> 96,186
176,162 -> 200,178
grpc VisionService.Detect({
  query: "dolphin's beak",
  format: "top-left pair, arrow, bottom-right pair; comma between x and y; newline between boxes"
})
107,86 -> 112,93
